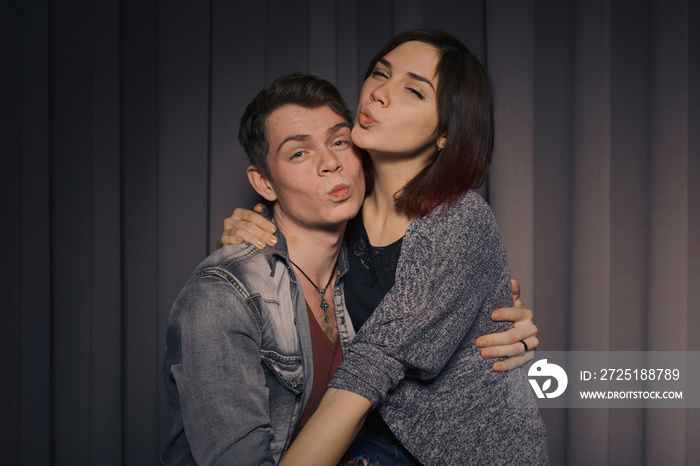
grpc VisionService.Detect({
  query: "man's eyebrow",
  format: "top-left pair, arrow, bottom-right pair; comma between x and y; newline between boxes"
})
276,121 -> 351,153
376,58 -> 435,93
327,122 -> 351,135
277,134 -> 310,153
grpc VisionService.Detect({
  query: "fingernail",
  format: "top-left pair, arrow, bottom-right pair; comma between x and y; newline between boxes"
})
482,349 -> 492,358
256,240 -> 265,249
475,338 -> 483,347
267,225 -> 276,233
267,236 -> 277,246
491,311 -> 501,320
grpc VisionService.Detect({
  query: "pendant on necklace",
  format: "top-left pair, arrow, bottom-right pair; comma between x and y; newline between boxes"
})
288,258 -> 334,323
320,293 -> 329,321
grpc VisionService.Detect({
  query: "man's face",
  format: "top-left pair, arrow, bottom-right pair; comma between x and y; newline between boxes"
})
252,104 -> 365,231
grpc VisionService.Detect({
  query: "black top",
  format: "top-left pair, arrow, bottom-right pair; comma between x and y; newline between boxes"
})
343,211 -> 403,332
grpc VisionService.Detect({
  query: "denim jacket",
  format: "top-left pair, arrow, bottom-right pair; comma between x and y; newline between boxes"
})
162,227 -> 355,465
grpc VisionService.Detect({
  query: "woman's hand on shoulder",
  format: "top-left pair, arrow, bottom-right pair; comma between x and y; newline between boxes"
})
216,203 -> 278,250
475,279 -> 539,372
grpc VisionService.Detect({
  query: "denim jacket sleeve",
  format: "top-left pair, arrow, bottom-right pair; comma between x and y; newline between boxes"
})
167,272 -> 276,466
329,191 -> 513,407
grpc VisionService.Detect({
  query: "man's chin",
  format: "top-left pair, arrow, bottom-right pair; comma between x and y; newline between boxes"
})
314,209 -> 359,232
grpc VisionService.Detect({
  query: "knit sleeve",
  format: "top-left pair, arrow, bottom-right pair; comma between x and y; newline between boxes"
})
329,192 -> 512,407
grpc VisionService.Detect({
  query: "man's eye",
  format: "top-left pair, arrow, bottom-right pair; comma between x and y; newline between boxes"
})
332,140 -> 348,147
290,151 -> 304,159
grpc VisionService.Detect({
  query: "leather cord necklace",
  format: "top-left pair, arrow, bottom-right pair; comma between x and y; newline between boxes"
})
288,259 -> 336,322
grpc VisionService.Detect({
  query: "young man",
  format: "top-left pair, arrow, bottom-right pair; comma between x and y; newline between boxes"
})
162,74 -> 365,465
162,73 -> 538,465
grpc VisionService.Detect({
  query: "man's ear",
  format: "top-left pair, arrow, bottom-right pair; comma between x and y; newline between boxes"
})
247,165 -> 277,202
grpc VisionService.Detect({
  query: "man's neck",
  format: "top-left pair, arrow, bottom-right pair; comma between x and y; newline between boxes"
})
274,215 -> 346,284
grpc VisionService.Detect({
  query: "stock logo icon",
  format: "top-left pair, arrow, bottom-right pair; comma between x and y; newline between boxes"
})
528,359 -> 568,399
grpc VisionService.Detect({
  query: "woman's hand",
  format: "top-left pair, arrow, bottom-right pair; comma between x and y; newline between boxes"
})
216,203 -> 278,250
475,279 -> 539,372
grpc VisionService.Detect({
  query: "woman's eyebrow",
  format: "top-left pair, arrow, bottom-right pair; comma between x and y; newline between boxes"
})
378,57 -> 435,92
407,72 -> 435,92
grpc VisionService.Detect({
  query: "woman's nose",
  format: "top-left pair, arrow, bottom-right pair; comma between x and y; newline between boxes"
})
370,83 -> 388,105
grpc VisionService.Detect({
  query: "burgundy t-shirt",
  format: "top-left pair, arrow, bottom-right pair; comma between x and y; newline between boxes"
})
291,301 -> 344,440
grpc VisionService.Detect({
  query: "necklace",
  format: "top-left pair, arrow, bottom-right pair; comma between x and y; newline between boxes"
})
288,259 -> 336,322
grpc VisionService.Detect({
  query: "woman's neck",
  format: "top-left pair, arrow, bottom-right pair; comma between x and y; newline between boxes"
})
362,151 -> 427,246
371,151 -> 425,197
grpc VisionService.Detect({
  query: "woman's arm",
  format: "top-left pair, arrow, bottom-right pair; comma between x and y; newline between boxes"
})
278,389 -> 372,466
217,206 -> 540,372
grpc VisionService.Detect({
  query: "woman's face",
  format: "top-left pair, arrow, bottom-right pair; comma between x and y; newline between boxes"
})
352,41 -> 443,160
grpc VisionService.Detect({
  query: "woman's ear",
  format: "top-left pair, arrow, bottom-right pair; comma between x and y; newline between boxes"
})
247,165 -> 278,202
437,135 -> 446,151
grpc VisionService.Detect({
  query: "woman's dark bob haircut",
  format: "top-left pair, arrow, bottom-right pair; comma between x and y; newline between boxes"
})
364,29 -> 495,217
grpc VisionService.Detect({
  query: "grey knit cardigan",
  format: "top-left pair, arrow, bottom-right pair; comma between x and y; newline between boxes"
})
330,191 -> 549,465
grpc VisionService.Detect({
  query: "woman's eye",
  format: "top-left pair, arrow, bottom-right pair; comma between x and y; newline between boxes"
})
408,88 -> 425,100
371,70 -> 388,79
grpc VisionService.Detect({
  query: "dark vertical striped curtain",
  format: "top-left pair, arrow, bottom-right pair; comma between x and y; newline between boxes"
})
488,1 -> 698,464
2,0 -> 697,464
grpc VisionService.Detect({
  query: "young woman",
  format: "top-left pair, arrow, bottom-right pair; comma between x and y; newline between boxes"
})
224,30 -> 547,465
